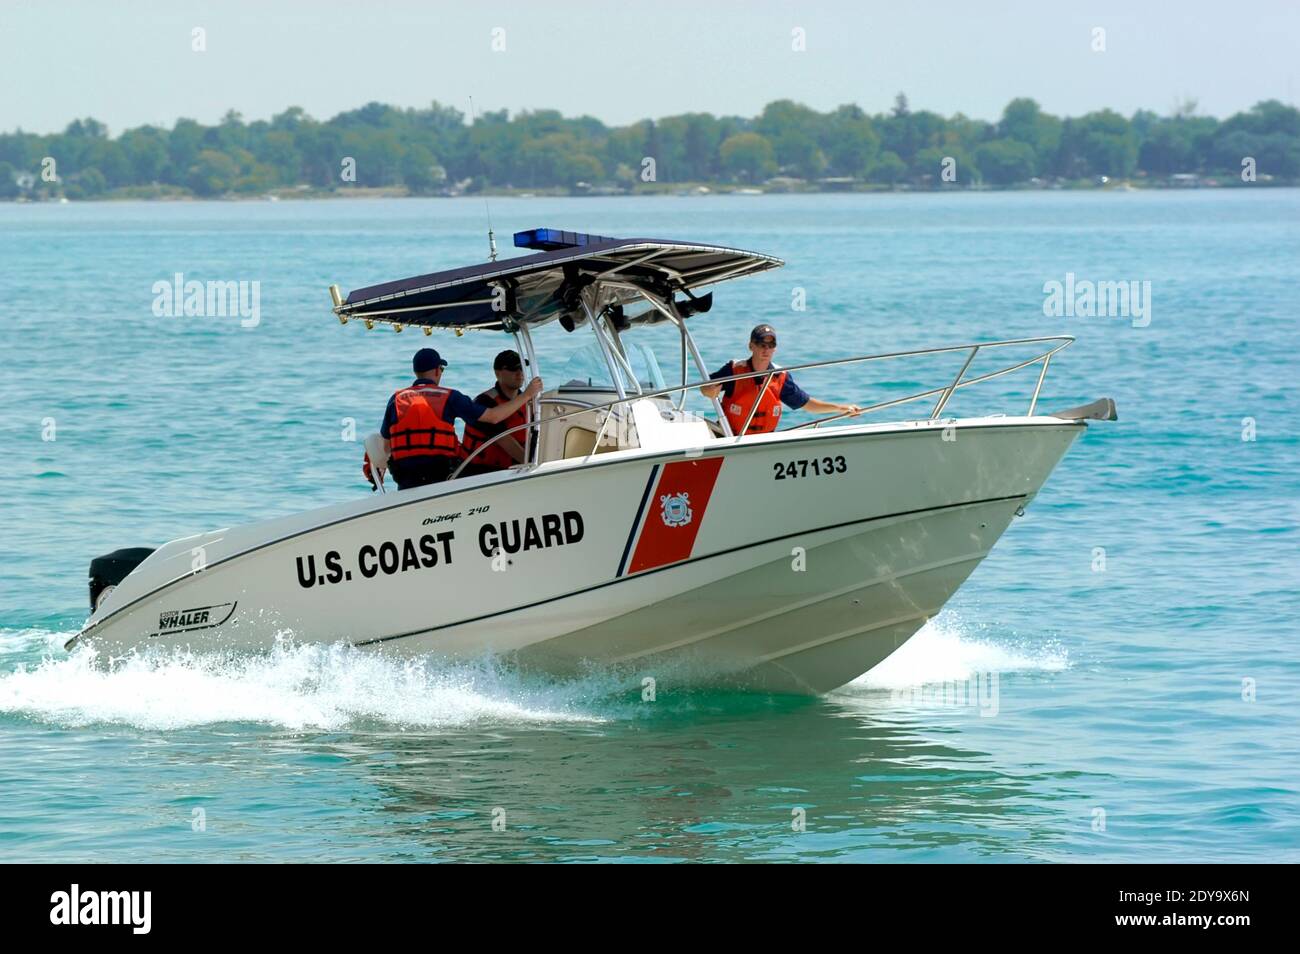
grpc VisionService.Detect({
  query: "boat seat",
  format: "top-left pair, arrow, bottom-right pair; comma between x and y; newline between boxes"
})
562,425 -> 621,458
628,399 -> 713,451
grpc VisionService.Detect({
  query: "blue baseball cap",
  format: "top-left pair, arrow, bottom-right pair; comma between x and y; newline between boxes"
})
413,348 -> 447,373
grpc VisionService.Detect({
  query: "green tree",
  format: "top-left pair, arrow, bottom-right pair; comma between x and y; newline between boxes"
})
719,132 -> 776,182
401,144 -> 446,193
681,113 -> 723,180
649,115 -> 689,181
1212,100 -> 1300,176
0,161 -> 19,198
756,100 -> 826,177
345,129 -> 405,186
169,119 -> 205,180
1070,110 -> 1138,177
821,104 -> 879,178
466,109 -> 520,185
974,140 -> 1035,184
10,94 -> 1300,201
120,126 -> 170,183
233,160 -> 277,193
868,150 -> 907,185
878,105 -> 945,166
606,121 -> 653,177
1219,99 -> 1300,137
1139,120 -> 1196,174
510,130 -> 606,186
294,121 -> 344,187
271,106 -> 308,132
82,138 -> 131,186
998,98 -> 1061,174
187,149 -> 238,195
566,153 -> 605,185
214,109 -> 249,151
1256,134 -> 1300,177
66,166 -> 107,198
254,130 -> 302,185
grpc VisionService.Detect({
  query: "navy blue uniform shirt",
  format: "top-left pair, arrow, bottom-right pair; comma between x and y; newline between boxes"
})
709,359 -> 810,409
381,380 -> 486,438
469,387 -> 530,439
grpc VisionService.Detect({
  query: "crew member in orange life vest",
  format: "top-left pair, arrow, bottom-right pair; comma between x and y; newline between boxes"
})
700,324 -> 861,435
460,349 -> 532,477
381,348 -> 542,490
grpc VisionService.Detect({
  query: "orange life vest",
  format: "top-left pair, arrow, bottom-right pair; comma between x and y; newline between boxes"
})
461,387 -> 530,470
388,382 -> 461,460
723,359 -> 787,435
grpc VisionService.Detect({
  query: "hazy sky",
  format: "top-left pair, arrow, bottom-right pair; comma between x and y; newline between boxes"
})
3,0 -> 1297,134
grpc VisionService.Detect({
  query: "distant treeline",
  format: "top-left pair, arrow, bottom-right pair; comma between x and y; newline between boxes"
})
3,95 -> 1299,199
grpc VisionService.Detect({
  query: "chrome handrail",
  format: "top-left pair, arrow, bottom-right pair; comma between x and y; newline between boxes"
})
450,335 -> 1074,479
931,345 -> 979,419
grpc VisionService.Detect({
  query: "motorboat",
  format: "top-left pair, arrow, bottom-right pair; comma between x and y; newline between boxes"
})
66,228 -> 1115,693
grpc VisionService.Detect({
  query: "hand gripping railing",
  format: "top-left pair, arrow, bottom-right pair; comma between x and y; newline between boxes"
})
450,335 -> 1074,479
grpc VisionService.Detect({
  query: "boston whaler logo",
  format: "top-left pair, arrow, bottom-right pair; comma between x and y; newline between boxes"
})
50,884 -> 151,934
155,601 -> 236,636
660,492 -> 692,528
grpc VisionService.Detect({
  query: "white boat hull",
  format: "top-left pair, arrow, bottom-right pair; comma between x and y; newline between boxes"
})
72,417 -> 1084,693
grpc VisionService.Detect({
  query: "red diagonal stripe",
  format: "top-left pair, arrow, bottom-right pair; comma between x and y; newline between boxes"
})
627,457 -> 724,574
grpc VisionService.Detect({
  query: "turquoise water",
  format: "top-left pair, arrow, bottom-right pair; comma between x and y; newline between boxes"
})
1,192 -> 1297,862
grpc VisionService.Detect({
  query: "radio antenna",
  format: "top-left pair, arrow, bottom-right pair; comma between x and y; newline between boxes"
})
468,96 -> 497,261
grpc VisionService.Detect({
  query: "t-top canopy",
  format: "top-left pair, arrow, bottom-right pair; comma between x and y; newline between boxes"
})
333,229 -> 783,332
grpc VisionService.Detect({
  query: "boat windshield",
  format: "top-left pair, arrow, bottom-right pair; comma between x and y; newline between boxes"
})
559,342 -> 667,392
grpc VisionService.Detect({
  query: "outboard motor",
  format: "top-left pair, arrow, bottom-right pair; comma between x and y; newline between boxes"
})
88,547 -> 155,612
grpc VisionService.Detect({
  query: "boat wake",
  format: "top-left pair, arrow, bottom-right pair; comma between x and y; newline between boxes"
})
0,615 -> 1069,731
0,629 -> 620,731
837,615 -> 1070,693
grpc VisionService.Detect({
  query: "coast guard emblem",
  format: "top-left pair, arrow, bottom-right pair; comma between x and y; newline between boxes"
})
660,492 -> 692,528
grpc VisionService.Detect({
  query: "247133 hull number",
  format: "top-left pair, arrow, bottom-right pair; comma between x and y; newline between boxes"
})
774,456 -> 847,480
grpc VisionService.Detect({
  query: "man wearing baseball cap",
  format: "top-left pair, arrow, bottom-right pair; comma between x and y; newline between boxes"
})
460,349 -> 533,476
701,324 -> 860,435
380,347 -> 542,489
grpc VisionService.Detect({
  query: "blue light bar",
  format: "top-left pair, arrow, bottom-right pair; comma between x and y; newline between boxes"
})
513,228 -> 620,251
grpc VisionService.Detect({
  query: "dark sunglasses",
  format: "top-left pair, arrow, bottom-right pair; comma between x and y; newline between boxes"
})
753,338 -> 777,348
499,364 -> 523,372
